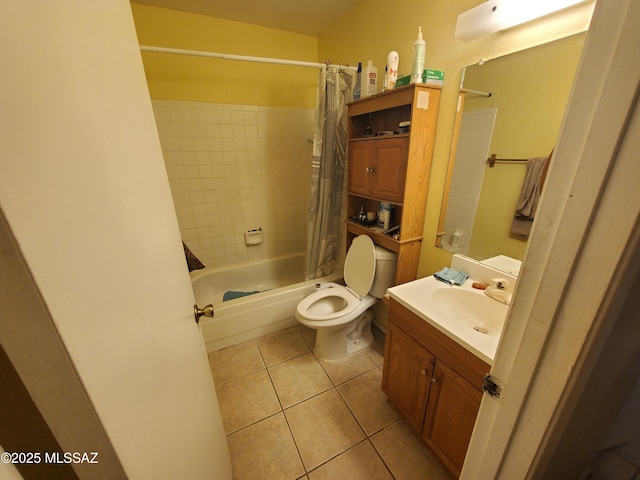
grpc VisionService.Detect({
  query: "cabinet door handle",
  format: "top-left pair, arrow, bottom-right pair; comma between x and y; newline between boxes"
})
366,167 -> 375,173
420,369 -> 427,376
430,377 -> 437,384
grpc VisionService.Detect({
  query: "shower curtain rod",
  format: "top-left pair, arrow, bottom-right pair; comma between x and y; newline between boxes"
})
139,45 -> 358,71
464,88 -> 492,97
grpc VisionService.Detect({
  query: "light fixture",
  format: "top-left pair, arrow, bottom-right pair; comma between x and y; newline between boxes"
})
455,0 -> 590,42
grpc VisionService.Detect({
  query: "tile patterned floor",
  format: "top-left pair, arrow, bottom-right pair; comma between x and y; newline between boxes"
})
209,325 -> 450,480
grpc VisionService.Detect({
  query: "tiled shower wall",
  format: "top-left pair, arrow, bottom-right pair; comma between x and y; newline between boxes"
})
152,99 -> 314,269
442,106 -> 497,254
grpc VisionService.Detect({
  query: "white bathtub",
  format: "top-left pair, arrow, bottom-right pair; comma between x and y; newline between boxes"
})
191,253 -> 342,352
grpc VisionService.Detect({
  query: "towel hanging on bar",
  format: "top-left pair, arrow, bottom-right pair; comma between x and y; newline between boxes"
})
510,154 -> 550,237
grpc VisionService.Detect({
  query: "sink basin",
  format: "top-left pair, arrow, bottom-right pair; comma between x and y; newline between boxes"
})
431,288 -> 505,336
386,276 -> 510,363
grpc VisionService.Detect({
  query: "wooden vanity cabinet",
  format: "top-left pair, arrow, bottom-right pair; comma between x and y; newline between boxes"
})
346,84 -> 441,285
382,320 -> 434,431
382,298 -> 489,478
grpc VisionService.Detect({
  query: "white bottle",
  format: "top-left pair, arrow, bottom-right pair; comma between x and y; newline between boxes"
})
387,51 -> 399,90
362,60 -> 378,97
451,229 -> 462,248
411,27 -> 426,84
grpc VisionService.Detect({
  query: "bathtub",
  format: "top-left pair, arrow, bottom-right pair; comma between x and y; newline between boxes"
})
191,253 -> 343,352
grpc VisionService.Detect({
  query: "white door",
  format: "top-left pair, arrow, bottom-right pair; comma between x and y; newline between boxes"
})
0,2 -> 231,479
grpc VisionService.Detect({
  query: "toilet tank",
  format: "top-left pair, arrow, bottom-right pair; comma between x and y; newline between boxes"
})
369,245 -> 398,298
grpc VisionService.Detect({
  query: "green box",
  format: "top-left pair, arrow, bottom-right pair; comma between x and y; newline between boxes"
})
423,69 -> 444,85
395,75 -> 412,87
394,69 -> 445,87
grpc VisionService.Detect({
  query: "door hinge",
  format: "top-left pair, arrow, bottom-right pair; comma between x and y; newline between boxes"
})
483,374 -> 502,399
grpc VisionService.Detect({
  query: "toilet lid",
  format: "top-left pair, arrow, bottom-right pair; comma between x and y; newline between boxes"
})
344,235 -> 376,298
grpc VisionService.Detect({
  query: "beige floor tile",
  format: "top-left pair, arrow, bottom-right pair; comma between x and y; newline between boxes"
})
371,420 -> 449,480
269,353 -> 333,408
367,326 -> 386,366
297,324 -> 316,349
338,368 -> 399,435
319,351 -> 377,385
216,370 -> 281,434
285,389 -> 366,471
208,340 -> 265,385
308,440 -> 394,480
228,413 -> 305,480
257,327 -> 310,366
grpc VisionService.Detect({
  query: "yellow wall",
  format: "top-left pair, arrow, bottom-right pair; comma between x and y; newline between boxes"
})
130,3 -> 318,108
131,0 -> 594,277
464,33 -> 585,260
319,0 -> 593,276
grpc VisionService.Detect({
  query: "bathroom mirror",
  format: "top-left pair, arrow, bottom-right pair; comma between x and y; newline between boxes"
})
436,33 -> 586,272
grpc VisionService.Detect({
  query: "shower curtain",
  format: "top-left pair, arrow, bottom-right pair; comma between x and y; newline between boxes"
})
305,65 -> 355,279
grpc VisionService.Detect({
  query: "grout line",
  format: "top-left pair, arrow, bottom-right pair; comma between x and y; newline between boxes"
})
220,324 -> 422,479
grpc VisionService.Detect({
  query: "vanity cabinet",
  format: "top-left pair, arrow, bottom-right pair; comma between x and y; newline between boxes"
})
346,84 -> 441,285
382,298 -> 489,478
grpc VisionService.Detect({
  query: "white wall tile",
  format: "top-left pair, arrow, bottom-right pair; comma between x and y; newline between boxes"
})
443,106 -> 497,253
153,99 -> 314,268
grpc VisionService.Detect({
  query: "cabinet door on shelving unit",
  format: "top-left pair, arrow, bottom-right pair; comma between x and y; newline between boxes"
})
382,321 -> 434,432
371,138 -> 408,203
421,360 -> 483,477
348,141 -> 373,196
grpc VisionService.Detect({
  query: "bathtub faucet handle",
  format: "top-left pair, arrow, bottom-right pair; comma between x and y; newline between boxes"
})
194,304 -> 214,324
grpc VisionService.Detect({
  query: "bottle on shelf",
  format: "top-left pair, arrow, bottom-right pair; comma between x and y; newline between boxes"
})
358,206 -> 367,224
451,229 -> 462,248
410,27 -> 426,84
354,62 -> 362,100
363,60 -> 378,97
386,52 -> 399,90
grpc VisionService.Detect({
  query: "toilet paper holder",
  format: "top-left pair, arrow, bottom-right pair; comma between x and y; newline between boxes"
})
244,228 -> 263,245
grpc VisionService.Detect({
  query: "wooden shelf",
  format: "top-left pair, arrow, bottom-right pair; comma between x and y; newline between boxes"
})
346,83 -> 441,285
347,84 -> 441,117
349,133 -> 410,142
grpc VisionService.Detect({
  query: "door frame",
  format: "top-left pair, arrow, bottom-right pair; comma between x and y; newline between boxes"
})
0,208 -> 126,479
462,0 -> 640,477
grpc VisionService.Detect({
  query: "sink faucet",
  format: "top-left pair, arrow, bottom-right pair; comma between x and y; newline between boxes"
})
484,277 -> 513,305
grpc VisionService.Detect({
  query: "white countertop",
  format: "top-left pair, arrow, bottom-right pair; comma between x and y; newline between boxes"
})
387,276 -> 509,364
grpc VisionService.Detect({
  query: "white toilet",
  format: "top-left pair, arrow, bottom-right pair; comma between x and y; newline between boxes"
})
296,235 -> 397,360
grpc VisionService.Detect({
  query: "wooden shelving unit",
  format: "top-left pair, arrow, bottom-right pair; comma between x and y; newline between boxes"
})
346,84 -> 441,285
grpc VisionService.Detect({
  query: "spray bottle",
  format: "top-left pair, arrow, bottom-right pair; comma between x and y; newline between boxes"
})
354,62 -> 362,100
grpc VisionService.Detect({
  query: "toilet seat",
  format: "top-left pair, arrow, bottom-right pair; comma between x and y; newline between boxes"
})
295,284 -> 361,321
296,236 -> 378,325
343,235 -> 376,298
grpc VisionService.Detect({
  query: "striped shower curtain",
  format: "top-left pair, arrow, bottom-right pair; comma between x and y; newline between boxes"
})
305,65 -> 355,279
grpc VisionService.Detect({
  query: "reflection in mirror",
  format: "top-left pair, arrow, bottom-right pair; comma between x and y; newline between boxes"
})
436,33 -> 586,274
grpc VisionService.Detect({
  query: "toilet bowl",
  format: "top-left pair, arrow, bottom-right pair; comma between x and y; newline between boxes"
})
296,235 -> 397,360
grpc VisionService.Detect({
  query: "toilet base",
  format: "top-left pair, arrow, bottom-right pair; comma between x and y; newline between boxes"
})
313,311 -> 374,361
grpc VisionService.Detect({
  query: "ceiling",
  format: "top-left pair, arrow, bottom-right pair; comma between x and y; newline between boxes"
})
132,0 -> 358,36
